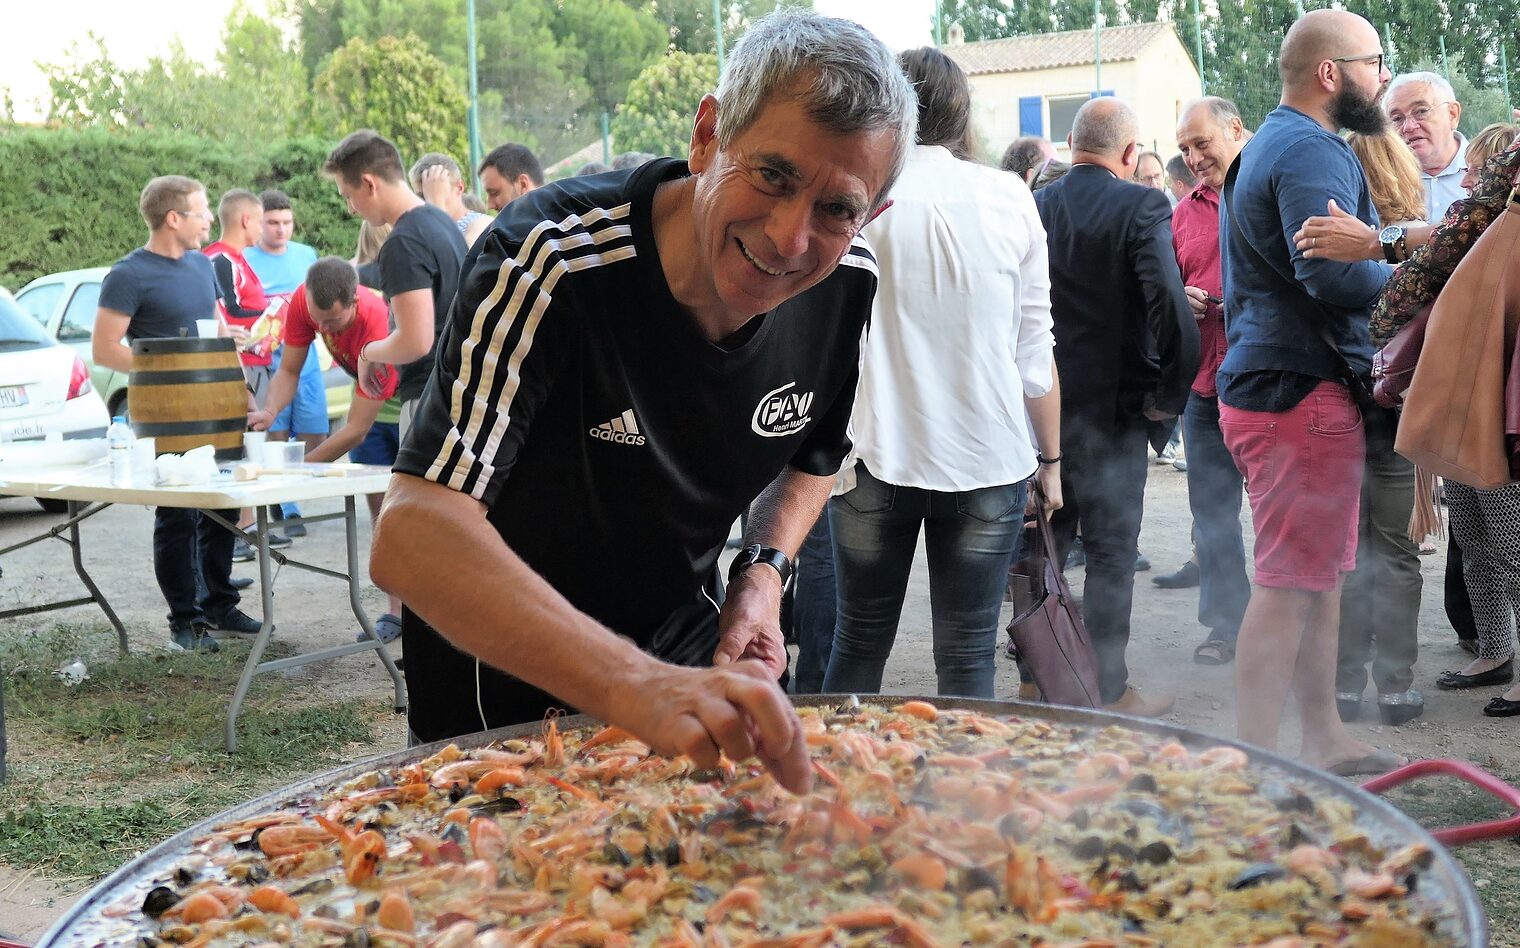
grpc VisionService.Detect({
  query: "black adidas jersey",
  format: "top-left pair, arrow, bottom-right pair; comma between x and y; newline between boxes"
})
396,158 -> 876,645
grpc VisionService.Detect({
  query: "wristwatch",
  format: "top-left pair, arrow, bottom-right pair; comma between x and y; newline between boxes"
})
1379,224 -> 1408,263
727,544 -> 793,590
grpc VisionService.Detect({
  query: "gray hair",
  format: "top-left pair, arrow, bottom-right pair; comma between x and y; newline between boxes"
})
714,9 -> 917,209
409,152 -> 463,189
1071,98 -> 1138,156
1181,95 -> 1243,128
1386,71 -> 1458,107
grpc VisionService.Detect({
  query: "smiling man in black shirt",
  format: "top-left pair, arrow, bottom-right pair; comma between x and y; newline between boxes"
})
323,131 -> 467,436
372,11 -> 917,793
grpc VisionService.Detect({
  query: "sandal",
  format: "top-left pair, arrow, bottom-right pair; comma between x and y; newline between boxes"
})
1193,639 -> 1235,666
1326,748 -> 1407,778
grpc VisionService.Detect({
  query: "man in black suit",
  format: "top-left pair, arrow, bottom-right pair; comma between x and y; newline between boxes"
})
1034,97 -> 1199,718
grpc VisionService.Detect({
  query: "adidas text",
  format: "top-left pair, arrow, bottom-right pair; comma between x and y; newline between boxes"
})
590,426 -> 646,445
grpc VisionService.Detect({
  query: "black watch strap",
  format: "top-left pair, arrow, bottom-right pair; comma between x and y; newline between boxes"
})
727,544 -> 793,588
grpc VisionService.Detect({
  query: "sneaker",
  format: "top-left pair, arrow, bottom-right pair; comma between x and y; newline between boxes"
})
356,612 -> 403,644
230,576 -> 255,590
283,522 -> 308,538
1134,553 -> 1152,572
1172,458 -> 1188,472
232,534 -> 292,561
206,607 -> 264,637
1154,445 -> 1177,464
1102,686 -> 1176,718
170,624 -> 221,653
1152,560 -> 1200,589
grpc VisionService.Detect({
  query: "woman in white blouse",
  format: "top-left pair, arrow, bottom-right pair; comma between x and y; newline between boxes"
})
821,47 -> 1062,698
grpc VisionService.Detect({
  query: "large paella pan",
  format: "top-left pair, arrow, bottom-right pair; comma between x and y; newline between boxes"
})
42,696 -> 1520,946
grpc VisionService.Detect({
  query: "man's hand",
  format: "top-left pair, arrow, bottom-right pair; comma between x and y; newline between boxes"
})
615,660 -> 812,794
1183,286 -> 1209,319
226,324 -> 250,351
419,165 -> 455,207
1294,199 -> 1379,262
248,408 -> 274,432
357,354 -> 389,399
713,567 -> 788,680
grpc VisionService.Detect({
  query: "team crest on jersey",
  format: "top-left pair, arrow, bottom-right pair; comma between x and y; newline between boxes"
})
751,382 -> 813,438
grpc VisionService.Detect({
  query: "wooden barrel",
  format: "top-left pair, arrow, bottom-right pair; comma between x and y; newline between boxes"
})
128,337 -> 248,459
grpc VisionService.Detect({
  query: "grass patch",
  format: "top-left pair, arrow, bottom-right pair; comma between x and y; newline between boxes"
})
1382,773 -> 1520,942
0,622 -> 389,882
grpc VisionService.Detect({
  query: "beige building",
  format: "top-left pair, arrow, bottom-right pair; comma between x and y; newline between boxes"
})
941,22 -> 1203,163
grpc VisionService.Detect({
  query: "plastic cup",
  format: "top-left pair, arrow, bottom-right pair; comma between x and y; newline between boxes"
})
195,319 -> 219,339
283,441 -> 305,467
243,430 -> 267,461
131,437 -> 156,473
261,441 -> 286,470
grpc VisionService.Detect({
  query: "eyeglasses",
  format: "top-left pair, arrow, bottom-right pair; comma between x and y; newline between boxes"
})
1330,53 -> 1385,73
171,207 -> 212,220
1388,105 -> 1446,126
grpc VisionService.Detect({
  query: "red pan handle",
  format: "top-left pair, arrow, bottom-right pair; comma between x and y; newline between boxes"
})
1362,758 -> 1520,846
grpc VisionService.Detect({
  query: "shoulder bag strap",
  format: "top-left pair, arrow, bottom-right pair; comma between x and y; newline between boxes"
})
1221,153 -> 1372,394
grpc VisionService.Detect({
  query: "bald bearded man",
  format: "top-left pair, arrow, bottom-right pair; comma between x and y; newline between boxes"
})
1217,9 -> 1404,777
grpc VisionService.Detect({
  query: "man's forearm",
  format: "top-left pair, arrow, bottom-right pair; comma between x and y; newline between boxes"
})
741,467 -> 833,557
371,473 -> 664,723
262,367 -> 301,425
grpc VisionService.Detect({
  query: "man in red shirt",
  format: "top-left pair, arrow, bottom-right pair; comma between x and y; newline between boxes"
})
1168,96 -> 1252,666
204,190 -> 276,393
249,256 -> 403,641
250,257 -> 397,461
205,189 -> 293,561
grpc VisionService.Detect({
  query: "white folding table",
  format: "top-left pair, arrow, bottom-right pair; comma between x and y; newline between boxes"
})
0,461 -> 407,757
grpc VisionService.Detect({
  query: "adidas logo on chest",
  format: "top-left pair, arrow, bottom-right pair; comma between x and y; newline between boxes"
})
589,408 -> 646,446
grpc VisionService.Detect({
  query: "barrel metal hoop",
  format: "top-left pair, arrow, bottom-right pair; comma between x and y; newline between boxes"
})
128,368 -> 246,386
131,418 -> 248,437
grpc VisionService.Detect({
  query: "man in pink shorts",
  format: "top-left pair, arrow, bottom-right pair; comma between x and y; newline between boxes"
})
1217,10 -> 1404,777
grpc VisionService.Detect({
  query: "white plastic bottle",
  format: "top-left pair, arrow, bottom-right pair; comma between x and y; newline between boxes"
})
107,416 -> 133,486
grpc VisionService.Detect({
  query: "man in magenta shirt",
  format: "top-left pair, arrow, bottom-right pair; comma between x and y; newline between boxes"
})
1170,96 -> 1252,666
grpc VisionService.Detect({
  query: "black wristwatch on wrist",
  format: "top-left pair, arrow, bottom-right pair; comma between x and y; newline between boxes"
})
1379,224 -> 1408,264
727,544 -> 793,590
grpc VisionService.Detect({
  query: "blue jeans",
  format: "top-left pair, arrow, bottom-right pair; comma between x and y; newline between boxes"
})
153,506 -> 239,628
790,511 -> 837,694
823,463 -> 1027,698
1182,392 -> 1250,644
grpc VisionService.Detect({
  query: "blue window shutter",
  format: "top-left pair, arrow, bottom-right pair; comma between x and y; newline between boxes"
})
1090,89 -> 1115,98
1018,96 -> 1043,136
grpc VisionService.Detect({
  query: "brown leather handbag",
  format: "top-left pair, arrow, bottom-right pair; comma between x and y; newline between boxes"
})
1003,489 -> 1101,708
1372,302 -> 1432,408
1396,183 -> 1520,488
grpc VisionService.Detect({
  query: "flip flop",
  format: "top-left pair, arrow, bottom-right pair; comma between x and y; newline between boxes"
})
1193,639 -> 1235,666
1326,749 -> 1407,778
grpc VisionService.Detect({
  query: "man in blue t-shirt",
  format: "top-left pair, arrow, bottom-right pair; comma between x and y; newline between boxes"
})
1218,10 -> 1402,778
244,188 -> 328,537
91,175 -> 264,653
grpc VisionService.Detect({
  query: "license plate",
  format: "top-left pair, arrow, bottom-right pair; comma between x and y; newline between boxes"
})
0,385 -> 26,409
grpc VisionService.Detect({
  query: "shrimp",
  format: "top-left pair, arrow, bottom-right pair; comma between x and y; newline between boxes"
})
897,700 -> 940,722
377,889 -> 416,932
891,853 -> 949,890
706,885 -> 763,925
1074,752 -> 1132,782
429,759 -> 502,789
471,815 -> 510,863
1197,746 -> 1249,771
258,823 -> 334,857
476,767 -> 528,795
247,885 -> 300,918
1344,868 -> 1400,899
544,714 -> 566,768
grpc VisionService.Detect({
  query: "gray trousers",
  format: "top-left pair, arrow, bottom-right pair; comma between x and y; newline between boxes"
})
1336,406 -> 1423,694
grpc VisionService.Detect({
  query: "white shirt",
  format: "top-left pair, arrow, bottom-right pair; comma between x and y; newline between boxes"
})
1422,131 -> 1468,222
844,144 -> 1055,493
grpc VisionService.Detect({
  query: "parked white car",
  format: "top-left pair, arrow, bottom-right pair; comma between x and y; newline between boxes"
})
0,287 -> 110,511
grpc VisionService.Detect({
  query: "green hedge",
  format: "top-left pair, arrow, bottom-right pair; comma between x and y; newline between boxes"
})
0,128 -> 364,290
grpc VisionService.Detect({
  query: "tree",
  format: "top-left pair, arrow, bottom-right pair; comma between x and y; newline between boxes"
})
555,0 -> 668,115
644,0 -> 812,55
611,51 -> 719,158
311,35 -> 469,163
39,33 -> 130,127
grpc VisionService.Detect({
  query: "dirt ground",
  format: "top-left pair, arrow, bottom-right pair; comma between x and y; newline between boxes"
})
1,460 -> 1517,942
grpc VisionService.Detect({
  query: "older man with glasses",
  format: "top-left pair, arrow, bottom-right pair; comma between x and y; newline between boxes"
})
1383,71 -> 1467,220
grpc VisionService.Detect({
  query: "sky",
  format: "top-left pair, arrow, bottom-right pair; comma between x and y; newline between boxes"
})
5,0 -> 935,122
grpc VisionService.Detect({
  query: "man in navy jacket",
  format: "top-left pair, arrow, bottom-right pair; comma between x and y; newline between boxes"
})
1034,96 -> 1198,718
